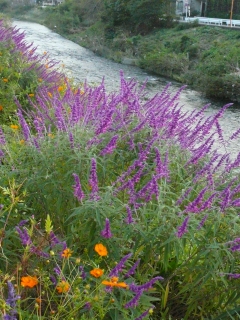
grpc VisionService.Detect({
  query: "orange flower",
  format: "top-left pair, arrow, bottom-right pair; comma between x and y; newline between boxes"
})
61,248 -> 73,258
20,139 -> 25,145
0,105 -> 3,111
28,93 -> 34,97
3,78 -> 8,82
10,124 -> 19,130
56,281 -> 70,293
90,268 -> 104,278
38,78 -> 42,82
21,276 -> 38,288
48,92 -> 53,98
94,243 -> 108,256
58,86 -> 64,92
102,277 -> 128,288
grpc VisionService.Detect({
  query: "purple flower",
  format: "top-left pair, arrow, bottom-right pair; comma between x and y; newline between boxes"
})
84,302 -> 91,310
79,265 -> 86,280
49,231 -> 67,250
72,173 -> 85,202
197,215 -> 208,230
125,259 -> 140,278
17,109 -> 31,141
125,205 -> 134,224
129,276 -> 163,293
4,281 -> 20,320
53,266 -> 61,276
176,216 -> 190,238
109,253 -> 132,277
101,218 -> 112,239
30,245 -> 50,258
15,226 -> 32,246
124,290 -> 143,308
89,158 -> 100,201
135,308 -> 152,320
0,127 -> 6,144
18,219 -> 28,227
228,273 -> 240,279
100,135 -> 118,156
50,275 -> 57,286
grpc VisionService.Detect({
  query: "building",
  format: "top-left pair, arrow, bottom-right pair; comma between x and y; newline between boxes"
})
176,0 -> 207,17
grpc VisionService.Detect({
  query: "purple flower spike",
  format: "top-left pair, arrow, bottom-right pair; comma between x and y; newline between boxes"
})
109,253 -> 132,277
135,308 -> 153,320
100,135 -> 118,156
72,173 -> 85,202
79,265 -> 86,280
124,290 -> 143,308
125,205 -> 134,224
176,216 -> 190,238
15,226 -> 32,246
89,158 -> 100,201
101,218 -> 112,239
4,281 -> 20,320
125,259 -> 140,278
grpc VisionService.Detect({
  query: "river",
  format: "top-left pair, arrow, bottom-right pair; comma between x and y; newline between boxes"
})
12,20 -> 240,158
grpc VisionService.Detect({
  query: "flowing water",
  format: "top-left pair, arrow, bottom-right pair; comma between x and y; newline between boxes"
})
12,20 -> 240,159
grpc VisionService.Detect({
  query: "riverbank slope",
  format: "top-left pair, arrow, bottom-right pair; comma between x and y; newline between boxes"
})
5,6 -> 240,103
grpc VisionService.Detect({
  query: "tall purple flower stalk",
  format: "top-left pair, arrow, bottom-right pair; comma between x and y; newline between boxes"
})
125,205 -> 134,224
109,253 -> 132,277
125,259 -> 140,278
101,218 -> 112,239
176,216 -> 190,238
89,158 -> 100,201
72,173 -> 85,202
4,281 -> 20,320
100,135 -> 118,156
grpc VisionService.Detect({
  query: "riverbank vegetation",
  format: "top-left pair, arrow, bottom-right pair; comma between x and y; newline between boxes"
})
1,18 -> 240,320
2,0 -> 240,102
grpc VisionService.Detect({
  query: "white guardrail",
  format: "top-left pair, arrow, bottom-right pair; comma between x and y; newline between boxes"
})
185,17 -> 240,27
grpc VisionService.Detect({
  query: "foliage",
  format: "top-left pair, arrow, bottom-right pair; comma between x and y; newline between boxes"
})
1,18 -> 240,320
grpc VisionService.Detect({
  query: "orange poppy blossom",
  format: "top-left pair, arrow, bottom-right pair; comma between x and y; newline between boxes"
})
94,243 -> 108,257
102,276 -> 128,289
0,105 -> 3,111
90,268 -> 104,278
21,275 -> 39,288
61,248 -> 73,258
3,78 -> 8,82
56,280 -> 70,293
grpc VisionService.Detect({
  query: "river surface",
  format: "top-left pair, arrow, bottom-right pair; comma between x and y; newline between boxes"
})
12,20 -> 240,158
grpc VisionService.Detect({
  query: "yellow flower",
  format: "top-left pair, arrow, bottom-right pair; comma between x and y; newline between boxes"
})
21,276 -> 38,288
102,277 -> 128,288
61,248 -> 73,258
0,105 -> 3,111
43,51 -> 47,55
20,139 -> 25,145
56,281 -> 70,293
3,78 -> 8,82
38,78 -> 42,82
48,133 -> 54,138
58,86 -> 64,92
28,93 -> 34,97
94,243 -> 108,256
48,92 -> 53,98
90,268 -> 104,278
10,124 -> 19,130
